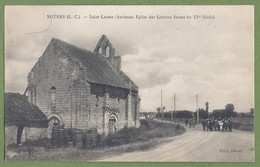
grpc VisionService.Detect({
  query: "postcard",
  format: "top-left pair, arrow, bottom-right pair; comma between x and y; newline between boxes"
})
4,5 -> 254,162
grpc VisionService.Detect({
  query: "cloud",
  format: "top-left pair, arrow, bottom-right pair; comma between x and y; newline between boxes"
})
4,5 -> 254,113
5,60 -> 35,93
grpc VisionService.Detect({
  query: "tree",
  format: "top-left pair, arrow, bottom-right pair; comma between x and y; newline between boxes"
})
225,103 -> 235,118
198,108 -> 208,119
205,102 -> 209,112
211,110 -> 223,119
232,111 -> 238,117
205,101 -> 209,118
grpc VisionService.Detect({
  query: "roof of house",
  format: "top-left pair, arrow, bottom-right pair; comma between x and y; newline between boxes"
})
5,93 -> 48,128
212,109 -> 226,113
50,38 -> 131,90
174,110 -> 193,112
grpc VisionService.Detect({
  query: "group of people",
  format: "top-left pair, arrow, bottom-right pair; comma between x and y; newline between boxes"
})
185,118 -> 196,128
201,118 -> 233,132
184,118 -> 233,132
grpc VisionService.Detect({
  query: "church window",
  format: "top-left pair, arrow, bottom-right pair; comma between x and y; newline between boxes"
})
50,86 -> 56,112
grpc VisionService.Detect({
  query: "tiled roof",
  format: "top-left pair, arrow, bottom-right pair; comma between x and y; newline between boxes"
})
119,71 -> 138,91
51,38 -> 131,90
5,93 -> 48,127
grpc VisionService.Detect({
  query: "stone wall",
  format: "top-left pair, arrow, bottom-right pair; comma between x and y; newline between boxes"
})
87,84 -> 129,134
26,39 -> 140,136
27,41 -> 89,131
5,126 -> 48,146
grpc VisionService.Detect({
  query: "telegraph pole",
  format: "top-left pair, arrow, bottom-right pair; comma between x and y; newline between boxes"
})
174,94 -> 176,110
196,94 -> 199,122
171,97 -> 173,122
171,94 -> 175,122
174,94 -> 176,123
161,90 -> 163,122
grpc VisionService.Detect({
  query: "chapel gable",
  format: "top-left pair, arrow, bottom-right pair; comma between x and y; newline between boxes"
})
94,35 -> 121,72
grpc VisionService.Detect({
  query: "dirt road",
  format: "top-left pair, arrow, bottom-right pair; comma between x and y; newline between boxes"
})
99,121 -> 254,162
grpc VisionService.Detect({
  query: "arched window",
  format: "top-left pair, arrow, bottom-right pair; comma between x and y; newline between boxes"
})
109,115 -> 117,123
50,86 -> 56,112
94,35 -> 114,57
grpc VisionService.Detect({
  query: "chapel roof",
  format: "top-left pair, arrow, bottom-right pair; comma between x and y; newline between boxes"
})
49,38 -> 132,90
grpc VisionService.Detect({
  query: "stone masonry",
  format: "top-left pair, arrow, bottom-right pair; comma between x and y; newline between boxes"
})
26,35 -> 140,136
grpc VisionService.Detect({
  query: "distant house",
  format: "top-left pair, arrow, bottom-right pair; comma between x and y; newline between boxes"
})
25,35 -> 140,136
170,110 -> 194,119
5,93 -> 48,145
211,109 -> 226,118
212,109 -> 226,113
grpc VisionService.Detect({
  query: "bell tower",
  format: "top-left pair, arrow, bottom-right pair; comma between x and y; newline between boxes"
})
94,35 -> 121,72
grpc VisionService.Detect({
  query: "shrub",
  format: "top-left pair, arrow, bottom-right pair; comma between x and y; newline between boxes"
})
99,119 -> 185,147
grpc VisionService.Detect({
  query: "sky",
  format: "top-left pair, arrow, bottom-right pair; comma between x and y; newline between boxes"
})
5,6 -> 254,113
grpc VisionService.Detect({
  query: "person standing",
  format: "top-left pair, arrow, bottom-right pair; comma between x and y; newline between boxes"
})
185,119 -> 188,126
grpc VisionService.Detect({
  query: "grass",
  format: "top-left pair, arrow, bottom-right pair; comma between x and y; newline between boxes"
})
5,119 -> 185,161
97,119 -> 185,147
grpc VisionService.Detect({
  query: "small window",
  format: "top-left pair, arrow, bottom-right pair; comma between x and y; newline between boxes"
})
30,71 -> 34,78
50,86 -> 56,104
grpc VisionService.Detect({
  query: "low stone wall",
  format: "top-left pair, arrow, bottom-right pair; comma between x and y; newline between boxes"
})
5,126 -> 48,146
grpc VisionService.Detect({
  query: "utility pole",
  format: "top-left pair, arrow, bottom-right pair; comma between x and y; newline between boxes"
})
171,94 -> 175,122
161,90 -> 163,122
174,94 -> 176,123
174,94 -> 176,110
171,97 -> 173,122
196,94 -> 199,122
